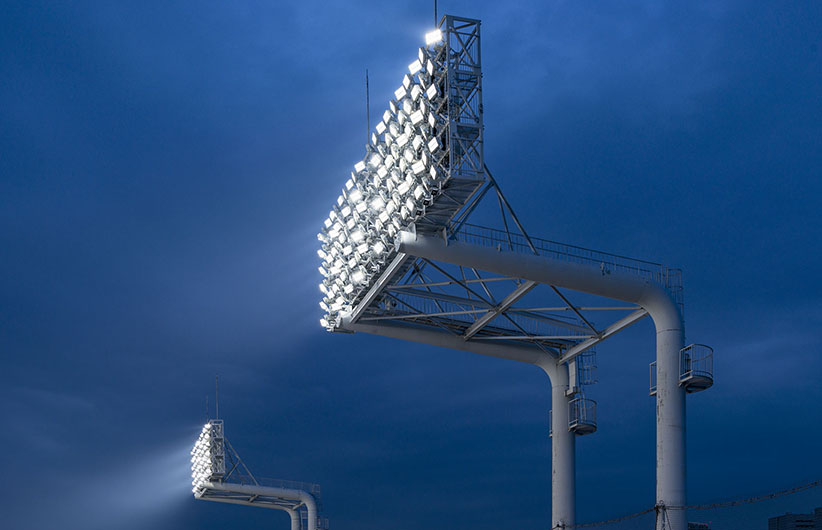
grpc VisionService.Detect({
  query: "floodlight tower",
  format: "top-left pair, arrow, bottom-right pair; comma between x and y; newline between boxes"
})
315,15 -> 713,530
191,420 -> 327,530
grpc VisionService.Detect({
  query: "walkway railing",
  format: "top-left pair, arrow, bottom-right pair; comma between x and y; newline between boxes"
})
680,344 -> 713,383
454,223 -> 683,305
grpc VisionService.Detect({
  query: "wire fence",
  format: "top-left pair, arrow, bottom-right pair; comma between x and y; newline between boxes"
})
554,478 -> 822,529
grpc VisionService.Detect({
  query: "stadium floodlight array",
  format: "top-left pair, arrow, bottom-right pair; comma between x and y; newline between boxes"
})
316,29 -> 449,331
190,420 -> 225,494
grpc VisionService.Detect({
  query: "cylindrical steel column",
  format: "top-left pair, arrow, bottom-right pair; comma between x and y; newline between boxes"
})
200,482 -> 319,530
544,361 -> 575,529
287,508 -> 301,530
340,319 -> 577,528
654,326 -> 686,530
304,495 -> 318,530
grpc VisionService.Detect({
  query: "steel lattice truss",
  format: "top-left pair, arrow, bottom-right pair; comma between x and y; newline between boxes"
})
331,16 -> 682,368
193,421 -> 328,529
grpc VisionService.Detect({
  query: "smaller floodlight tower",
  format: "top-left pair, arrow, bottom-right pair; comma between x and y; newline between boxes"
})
191,420 -> 327,530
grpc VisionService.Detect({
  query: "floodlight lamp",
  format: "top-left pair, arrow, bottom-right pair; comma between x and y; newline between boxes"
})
400,99 -> 412,116
350,230 -> 364,243
425,28 -> 443,46
317,17 -> 462,330
190,420 -> 225,494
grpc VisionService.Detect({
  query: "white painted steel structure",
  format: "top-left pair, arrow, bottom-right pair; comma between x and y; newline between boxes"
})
317,14 -> 712,530
191,420 -> 325,530
388,231 -> 687,530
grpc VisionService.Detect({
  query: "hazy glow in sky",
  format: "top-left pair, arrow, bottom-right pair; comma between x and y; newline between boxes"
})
1,1 -> 820,529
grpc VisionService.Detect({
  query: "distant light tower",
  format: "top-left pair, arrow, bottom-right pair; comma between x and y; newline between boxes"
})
315,15 -> 713,530
191,419 -> 327,530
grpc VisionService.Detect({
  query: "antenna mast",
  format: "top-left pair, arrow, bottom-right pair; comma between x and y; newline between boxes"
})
366,69 -> 370,144
215,375 -> 219,420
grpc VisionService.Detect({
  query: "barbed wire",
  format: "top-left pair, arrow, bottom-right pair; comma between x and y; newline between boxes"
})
562,506 -> 656,528
670,478 -> 822,511
552,477 -> 822,529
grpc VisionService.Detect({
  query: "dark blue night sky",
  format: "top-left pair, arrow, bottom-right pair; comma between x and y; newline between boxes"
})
1,1 -> 821,529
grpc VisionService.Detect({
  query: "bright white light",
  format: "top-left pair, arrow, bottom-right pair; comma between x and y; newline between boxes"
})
317,27 -> 450,331
425,29 -> 443,46
190,420 -> 225,495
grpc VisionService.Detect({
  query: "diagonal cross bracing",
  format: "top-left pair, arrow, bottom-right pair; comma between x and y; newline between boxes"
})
558,309 -> 649,363
463,280 -> 537,339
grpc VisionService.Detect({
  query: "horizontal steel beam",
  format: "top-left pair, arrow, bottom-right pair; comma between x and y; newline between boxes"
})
388,276 -> 514,289
340,319 -> 556,364
472,335 -> 592,341
388,287 -> 492,308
